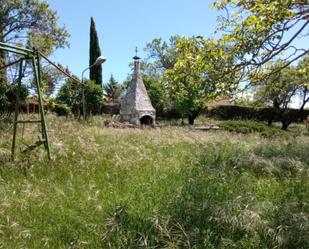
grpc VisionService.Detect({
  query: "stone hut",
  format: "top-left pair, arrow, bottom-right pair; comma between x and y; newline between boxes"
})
120,56 -> 156,126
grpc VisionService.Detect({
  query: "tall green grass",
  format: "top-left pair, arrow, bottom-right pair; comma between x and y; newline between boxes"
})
0,115 -> 308,248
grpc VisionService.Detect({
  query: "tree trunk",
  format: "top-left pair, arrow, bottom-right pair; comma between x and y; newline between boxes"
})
188,115 -> 195,125
187,108 -> 201,125
281,121 -> 290,131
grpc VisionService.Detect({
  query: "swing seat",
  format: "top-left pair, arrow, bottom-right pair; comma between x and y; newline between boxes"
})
21,139 -> 46,154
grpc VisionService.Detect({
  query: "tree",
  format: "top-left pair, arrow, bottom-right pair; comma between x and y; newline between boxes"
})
0,80 -> 29,117
145,35 -> 181,73
57,78 -> 103,118
253,56 -> 309,130
0,0 -> 69,83
56,77 -> 80,117
83,80 -> 104,116
40,65 -> 66,97
212,0 -> 309,84
143,76 -> 169,117
164,36 -> 238,125
103,74 -> 123,102
89,17 -> 102,86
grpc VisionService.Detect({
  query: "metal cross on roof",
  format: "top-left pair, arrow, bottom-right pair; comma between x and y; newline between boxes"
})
133,46 -> 141,60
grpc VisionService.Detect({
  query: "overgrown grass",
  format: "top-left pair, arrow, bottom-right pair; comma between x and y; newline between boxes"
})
0,115 -> 308,248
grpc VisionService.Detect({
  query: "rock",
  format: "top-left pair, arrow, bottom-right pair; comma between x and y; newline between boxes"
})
195,125 -> 220,131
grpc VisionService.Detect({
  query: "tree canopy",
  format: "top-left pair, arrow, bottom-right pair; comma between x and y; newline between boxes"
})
0,0 -> 69,54
103,74 -> 123,102
253,55 -> 309,129
89,17 -> 102,86
57,78 -> 103,118
145,35 -> 181,73
212,0 -> 308,83
164,36 -> 238,124
0,0 -> 70,89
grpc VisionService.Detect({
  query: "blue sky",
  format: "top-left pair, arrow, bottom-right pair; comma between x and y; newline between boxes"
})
46,0 -> 218,84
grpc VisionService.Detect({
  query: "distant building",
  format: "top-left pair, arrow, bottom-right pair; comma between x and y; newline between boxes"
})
21,96 -> 44,114
206,98 -> 233,107
120,55 -> 156,126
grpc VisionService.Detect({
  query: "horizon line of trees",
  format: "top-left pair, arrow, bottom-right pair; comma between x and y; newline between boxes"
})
1,0 -> 308,130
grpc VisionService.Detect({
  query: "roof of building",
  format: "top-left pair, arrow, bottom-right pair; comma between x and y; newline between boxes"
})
120,58 -> 155,115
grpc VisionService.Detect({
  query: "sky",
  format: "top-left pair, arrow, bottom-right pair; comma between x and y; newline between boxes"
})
46,0 -> 218,84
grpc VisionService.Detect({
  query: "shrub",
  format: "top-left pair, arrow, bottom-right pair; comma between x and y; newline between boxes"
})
57,79 -> 104,118
204,105 -> 309,123
0,82 -> 29,115
220,120 -> 289,138
220,120 -> 268,134
83,80 -> 104,116
52,104 -> 71,117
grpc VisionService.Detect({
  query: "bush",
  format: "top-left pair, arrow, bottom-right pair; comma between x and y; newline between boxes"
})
57,79 -> 104,118
83,80 -> 104,116
220,120 -> 268,134
0,81 -> 9,114
52,104 -> 71,117
204,105 -> 309,123
220,120 -> 289,138
0,82 -> 29,115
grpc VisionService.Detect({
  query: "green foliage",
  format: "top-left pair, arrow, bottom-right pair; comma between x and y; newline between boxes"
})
165,36 -> 238,124
0,82 -> 29,115
0,50 -> 7,85
0,0 -> 69,55
57,78 -> 104,118
89,17 -> 102,86
0,80 -> 9,114
253,57 -> 309,129
143,76 -> 169,117
254,63 -> 299,108
103,74 -> 123,102
145,35 -> 181,71
205,105 -> 309,124
56,78 -> 80,116
52,103 -> 71,117
83,80 -> 104,116
220,120 -> 288,138
0,116 -> 308,248
40,65 -> 66,97
0,0 -> 69,107
5,84 -> 29,104
220,120 -> 268,134
211,0 -> 308,84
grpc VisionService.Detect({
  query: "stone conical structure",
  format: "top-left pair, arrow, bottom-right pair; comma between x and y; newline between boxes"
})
120,56 -> 156,126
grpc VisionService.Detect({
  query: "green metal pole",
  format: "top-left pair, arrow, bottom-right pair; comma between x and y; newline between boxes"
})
0,46 -> 28,57
11,59 -> 24,160
0,42 -> 33,53
32,54 -> 51,160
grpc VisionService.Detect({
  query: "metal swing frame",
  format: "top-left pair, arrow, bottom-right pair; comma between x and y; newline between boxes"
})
0,42 -> 51,160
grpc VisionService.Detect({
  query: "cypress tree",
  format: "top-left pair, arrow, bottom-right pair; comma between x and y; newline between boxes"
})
89,17 -> 102,86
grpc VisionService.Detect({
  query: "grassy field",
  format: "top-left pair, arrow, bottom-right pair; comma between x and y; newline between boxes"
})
0,115 -> 309,248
